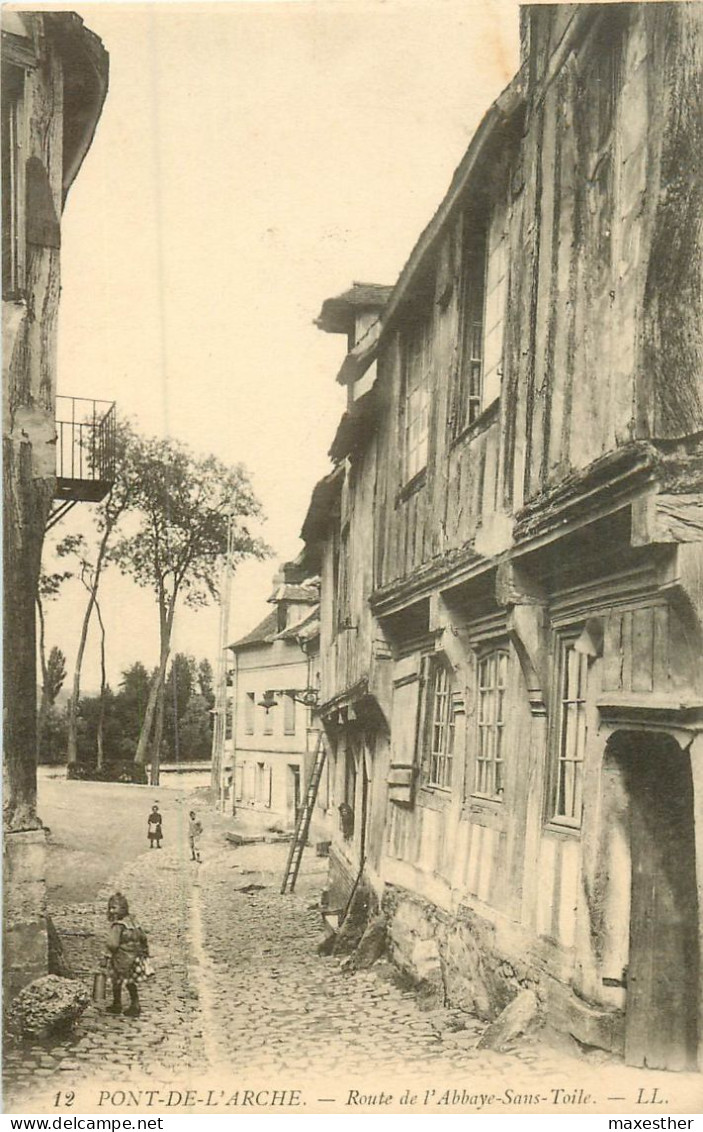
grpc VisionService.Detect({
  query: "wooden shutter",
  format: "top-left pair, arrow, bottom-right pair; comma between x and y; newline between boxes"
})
283,693 -> 296,735
244,693 -> 254,735
387,664 -> 424,806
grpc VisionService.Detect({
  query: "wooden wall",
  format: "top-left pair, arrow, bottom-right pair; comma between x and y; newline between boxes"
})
320,440 -> 378,705
372,5 -> 703,597
313,4 -> 703,1035
383,631 -> 535,925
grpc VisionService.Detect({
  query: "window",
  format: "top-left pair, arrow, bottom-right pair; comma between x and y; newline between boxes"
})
474,649 -> 508,799
255,762 -> 271,806
2,64 -> 25,296
263,700 -> 273,736
402,313 -> 431,483
283,693 -> 296,736
244,692 -> 255,735
458,225 -> 487,430
336,522 -> 350,629
455,199 -> 509,434
550,641 -> 588,827
482,201 -> 509,407
425,660 -> 455,790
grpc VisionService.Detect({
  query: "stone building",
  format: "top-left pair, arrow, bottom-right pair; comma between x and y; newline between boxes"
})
301,4 -> 703,1071
227,570 -> 323,831
2,11 -> 109,1001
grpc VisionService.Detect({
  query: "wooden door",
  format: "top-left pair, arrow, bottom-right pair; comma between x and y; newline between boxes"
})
623,736 -> 699,1070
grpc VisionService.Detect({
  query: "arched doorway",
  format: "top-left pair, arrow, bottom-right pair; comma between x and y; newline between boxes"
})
605,730 -> 699,1071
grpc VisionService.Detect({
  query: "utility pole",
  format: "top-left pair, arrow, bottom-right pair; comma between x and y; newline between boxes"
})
210,511 -> 234,808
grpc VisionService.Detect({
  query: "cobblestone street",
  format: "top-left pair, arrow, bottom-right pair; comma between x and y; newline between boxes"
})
4,795 -> 702,1115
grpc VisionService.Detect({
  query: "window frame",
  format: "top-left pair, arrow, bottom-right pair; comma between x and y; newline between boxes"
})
335,520 -> 351,630
453,195 -> 510,441
547,635 -> 589,830
401,309 -> 431,486
455,219 -> 488,434
255,761 -> 272,807
421,655 -> 457,792
472,647 -> 509,802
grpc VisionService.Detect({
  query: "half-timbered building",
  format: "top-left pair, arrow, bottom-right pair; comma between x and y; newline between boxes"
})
302,3 -> 703,1071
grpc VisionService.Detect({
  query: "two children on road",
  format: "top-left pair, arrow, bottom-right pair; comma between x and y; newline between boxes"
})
146,803 -> 204,861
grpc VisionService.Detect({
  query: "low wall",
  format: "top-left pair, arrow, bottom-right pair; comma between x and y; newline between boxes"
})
3,828 -> 49,1007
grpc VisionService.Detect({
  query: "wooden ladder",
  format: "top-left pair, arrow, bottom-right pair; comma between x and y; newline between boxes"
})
281,731 -> 327,894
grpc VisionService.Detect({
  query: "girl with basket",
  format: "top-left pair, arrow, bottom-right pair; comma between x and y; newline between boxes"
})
102,892 -> 152,1017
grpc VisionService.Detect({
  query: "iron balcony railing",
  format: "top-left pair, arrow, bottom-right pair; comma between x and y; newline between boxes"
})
55,396 -> 116,501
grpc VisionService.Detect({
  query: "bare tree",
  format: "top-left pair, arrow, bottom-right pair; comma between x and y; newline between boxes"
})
64,420 -> 139,765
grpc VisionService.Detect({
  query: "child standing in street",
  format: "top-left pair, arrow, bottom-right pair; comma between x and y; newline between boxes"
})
103,892 -> 149,1018
147,803 -> 163,849
188,811 -> 203,862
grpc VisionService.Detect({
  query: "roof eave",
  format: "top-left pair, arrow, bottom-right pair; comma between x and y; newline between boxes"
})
300,464 -> 344,546
45,12 -> 109,205
378,69 -> 526,344
315,284 -> 393,335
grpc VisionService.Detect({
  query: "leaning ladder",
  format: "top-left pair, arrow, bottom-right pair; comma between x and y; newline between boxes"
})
281,731 -> 327,894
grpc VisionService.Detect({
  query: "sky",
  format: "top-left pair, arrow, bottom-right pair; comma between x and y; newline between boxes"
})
44,0 -> 521,692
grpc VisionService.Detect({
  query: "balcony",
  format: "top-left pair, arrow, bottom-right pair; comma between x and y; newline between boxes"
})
47,396 -> 116,529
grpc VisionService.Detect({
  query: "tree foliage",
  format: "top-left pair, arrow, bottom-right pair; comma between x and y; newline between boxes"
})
108,437 -> 270,778
36,558 -> 74,764
66,656 -> 214,768
37,424 -> 268,779
109,440 -> 269,607
164,653 -> 214,760
197,658 -> 215,709
44,647 -> 67,705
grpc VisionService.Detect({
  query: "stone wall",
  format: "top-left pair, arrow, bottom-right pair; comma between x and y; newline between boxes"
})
382,882 -> 626,1053
383,885 -> 535,1020
3,829 -> 48,1007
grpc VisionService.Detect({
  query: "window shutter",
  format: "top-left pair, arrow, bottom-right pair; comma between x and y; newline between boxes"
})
244,693 -> 254,735
387,666 -> 424,806
284,693 -> 296,735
